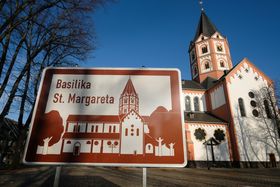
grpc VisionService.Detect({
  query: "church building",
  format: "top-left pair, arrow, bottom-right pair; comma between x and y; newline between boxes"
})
183,10 -> 279,167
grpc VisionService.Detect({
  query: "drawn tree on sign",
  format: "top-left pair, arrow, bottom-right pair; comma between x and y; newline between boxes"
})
37,110 -> 64,155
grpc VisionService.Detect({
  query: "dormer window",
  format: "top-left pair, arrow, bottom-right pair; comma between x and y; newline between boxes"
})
201,45 -> 208,54
217,34 -> 220,38
201,36 -> 204,40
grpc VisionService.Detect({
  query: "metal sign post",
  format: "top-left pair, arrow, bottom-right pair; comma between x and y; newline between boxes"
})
143,168 -> 147,187
53,166 -> 61,187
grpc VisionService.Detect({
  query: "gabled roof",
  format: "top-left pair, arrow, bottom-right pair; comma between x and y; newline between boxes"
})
184,112 -> 227,124
182,80 -> 205,90
121,78 -> 137,95
201,77 -> 218,89
193,11 -> 219,42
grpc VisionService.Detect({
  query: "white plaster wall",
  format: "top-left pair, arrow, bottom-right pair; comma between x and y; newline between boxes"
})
104,123 -> 120,133
189,124 -> 230,161
182,93 -> 207,112
92,140 -> 102,153
103,139 -> 120,153
227,62 -> 279,162
78,122 -> 87,133
67,122 -> 76,132
87,123 -> 103,133
120,111 -> 144,154
210,85 -> 226,109
63,139 -> 91,153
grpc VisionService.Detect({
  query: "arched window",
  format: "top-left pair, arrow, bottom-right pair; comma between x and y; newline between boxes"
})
194,97 -> 200,111
201,45 -> 208,54
136,128 -> 139,136
238,98 -> 246,117
264,100 -> 272,119
204,61 -> 210,69
109,126 -> 112,133
185,96 -> 191,111
193,66 -> 198,76
217,44 -> 223,52
95,125 -> 98,133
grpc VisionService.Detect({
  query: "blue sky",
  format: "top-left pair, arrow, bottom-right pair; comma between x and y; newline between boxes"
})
85,0 -> 280,81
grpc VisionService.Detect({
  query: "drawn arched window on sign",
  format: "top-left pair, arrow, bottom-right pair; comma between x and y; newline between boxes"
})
194,97 -> 200,111
73,142 -> 81,156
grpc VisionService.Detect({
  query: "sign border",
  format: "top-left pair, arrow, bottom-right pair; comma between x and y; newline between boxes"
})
23,67 -> 187,167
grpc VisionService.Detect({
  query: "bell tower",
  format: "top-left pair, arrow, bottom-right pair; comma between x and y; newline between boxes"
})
189,10 -> 233,83
119,77 -> 139,115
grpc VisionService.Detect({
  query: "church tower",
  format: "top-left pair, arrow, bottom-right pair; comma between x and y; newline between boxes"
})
189,11 -> 233,83
119,77 -> 139,115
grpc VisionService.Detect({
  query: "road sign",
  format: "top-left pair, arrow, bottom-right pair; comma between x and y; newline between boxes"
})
23,68 -> 187,167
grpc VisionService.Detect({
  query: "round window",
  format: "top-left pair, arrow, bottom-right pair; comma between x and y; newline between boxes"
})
107,141 -> 112,146
248,92 -> 255,98
114,141 -> 119,146
214,129 -> 225,142
94,141 -> 99,145
252,109 -> 259,117
194,128 -> 206,141
250,100 -> 257,107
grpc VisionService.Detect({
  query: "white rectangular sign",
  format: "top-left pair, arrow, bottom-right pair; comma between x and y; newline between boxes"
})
23,68 -> 187,167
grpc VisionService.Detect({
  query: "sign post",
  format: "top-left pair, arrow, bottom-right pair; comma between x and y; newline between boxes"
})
23,68 -> 187,167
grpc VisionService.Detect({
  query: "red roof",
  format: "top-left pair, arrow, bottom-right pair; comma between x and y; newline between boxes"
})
67,115 -> 120,123
121,78 -> 137,95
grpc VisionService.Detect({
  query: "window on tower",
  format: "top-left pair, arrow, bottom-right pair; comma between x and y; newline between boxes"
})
217,44 -> 223,52
205,62 -> 210,69
191,51 -> 196,61
220,60 -> 225,68
202,45 -> 208,54
124,98 -> 128,104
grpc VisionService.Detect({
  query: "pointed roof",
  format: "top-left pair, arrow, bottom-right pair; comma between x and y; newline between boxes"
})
121,78 -> 137,95
193,11 -> 218,41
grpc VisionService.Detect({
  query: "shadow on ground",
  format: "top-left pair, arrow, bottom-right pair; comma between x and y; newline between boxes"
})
41,175 -> 120,187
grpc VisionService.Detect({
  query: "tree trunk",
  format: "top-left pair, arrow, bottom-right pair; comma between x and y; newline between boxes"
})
0,33 -> 26,99
0,27 -> 11,79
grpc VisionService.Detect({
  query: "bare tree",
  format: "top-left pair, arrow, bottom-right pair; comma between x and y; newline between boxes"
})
252,82 -> 280,160
0,0 -> 112,166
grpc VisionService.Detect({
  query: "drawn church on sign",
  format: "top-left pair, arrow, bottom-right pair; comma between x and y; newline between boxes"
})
37,78 -> 175,157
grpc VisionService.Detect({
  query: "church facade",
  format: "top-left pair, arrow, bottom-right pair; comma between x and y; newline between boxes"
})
183,11 -> 280,167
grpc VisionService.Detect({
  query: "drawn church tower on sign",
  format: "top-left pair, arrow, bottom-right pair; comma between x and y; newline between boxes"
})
119,78 -> 146,155
119,77 -> 139,115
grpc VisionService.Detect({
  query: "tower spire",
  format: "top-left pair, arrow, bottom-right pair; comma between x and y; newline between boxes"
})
199,0 -> 204,12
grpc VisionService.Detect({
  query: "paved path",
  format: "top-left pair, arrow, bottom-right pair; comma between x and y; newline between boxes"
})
0,166 -> 280,187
